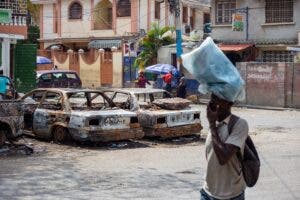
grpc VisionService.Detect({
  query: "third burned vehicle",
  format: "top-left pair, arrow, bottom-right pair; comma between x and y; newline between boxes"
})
21,88 -> 143,143
103,88 -> 202,138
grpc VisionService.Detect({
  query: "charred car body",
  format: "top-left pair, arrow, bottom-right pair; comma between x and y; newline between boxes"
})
0,76 -> 23,146
103,88 -> 202,138
21,88 -> 144,143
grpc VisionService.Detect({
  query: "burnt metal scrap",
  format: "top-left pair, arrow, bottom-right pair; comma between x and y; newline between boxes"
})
21,88 -> 144,143
0,76 -> 24,147
102,88 -> 203,139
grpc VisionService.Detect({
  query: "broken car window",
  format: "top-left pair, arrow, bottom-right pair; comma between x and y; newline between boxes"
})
40,92 -> 62,110
68,92 -> 110,110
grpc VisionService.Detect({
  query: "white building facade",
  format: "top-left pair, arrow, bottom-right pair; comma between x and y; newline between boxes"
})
32,0 -> 210,51
210,0 -> 300,62
0,0 -> 28,77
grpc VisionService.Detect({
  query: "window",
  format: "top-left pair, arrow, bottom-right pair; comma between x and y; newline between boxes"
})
65,73 -> 78,79
116,0 -> 131,17
23,91 -> 45,104
94,0 -> 112,30
69,1 -> 82,20
40,92 -> 62,110
155,1 -> 161,19
111,92 -> 131,109
215,0 -> 236,24
262,51 -> 293,62
265,0 -> 293,23
182,6 -> 188,23
68,92 -> 109,110
40,73 -> 53,82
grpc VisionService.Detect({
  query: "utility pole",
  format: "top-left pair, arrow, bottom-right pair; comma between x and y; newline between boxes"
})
169,0 -> 182,69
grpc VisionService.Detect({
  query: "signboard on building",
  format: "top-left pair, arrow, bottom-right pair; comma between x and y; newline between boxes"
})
232,13 -> 243,31
0,9 -> 12,24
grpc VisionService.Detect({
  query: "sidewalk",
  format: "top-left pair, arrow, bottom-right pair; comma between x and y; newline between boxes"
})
198,98 -> 300,111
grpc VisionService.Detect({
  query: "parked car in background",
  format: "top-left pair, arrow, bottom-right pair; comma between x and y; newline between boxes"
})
36,70 -> 82,88
103,88 -> 202,138
0,76 -> 23,146
21,88 -> 144,143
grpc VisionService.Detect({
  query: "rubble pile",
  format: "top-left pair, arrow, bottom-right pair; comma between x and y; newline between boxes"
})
153,98 -> 191,110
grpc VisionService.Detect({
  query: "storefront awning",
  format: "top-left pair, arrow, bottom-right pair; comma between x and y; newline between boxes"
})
88,39 -> 122,49
218,44 -> 253,52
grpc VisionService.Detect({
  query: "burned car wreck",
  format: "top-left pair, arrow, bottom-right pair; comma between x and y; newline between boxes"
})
103,88 -> 202,138
21,88 -> 144,143
0,76 -> 23,146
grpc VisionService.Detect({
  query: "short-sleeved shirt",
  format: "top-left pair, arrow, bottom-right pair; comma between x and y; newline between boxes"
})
203,115 -> 249,199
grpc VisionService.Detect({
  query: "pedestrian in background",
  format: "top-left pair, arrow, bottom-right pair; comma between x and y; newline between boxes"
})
162,70 -> 172,92
201,93 -> 248,200
137,71 -> 151,88
176,76 -> 186,98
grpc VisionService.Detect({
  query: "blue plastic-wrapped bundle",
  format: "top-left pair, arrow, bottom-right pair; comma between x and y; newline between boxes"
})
181,37 -> 245,102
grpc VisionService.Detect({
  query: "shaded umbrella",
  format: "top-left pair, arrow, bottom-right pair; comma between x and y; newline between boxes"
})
37,56 -> 52,64
145,64 -> 179,76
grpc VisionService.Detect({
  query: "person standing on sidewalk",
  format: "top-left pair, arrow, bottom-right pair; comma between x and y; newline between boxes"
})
176,76 -> 186,98
137,71 -> 151,88
201,93 -> 248,200
162,71 -> 172,92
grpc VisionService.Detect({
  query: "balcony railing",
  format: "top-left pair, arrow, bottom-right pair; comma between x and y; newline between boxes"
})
0,1 -> 27,15
0,13 -> 27,26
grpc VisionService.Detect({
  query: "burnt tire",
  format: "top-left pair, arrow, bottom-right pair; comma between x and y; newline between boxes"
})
53,126 -> 70,144
0,130 -> 7,146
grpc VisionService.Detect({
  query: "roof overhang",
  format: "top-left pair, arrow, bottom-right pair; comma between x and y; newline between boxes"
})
218,44 -> 254,52
0,33 -> 25,40
88,39 -> 122,49
30,0 -> 57,4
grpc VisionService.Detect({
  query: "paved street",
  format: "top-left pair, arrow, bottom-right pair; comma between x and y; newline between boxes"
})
0,105 -> 299,200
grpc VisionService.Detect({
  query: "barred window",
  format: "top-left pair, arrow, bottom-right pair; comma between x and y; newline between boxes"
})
69,2 -> 82,20
262,51 -> 294,62
117,0 -> 131,17
265,0 -> 293,23
215,0 -> 236,24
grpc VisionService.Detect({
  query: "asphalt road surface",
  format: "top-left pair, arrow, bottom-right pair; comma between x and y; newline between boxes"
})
0,105 -> 299,200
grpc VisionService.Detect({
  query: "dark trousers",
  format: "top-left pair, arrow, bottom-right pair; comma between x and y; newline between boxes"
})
200,189 -> 245,200
165,83 -> 172,93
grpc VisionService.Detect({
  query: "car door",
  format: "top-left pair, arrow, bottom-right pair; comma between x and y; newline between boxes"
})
22,90 -> 46,131
33,91 -> 64,139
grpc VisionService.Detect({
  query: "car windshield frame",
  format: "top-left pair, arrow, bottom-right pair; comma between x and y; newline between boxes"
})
67,91 -> 115,111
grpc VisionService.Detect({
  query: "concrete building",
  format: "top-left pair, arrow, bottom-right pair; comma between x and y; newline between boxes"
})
0,0 -> 28,77
32,0 -> 210,51
210,0 -> 300,63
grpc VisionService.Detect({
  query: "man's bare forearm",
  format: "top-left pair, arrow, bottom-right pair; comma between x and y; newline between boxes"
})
210,125 -> 238,165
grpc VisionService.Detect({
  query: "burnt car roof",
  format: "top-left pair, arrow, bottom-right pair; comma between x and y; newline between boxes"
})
23,88 -> 105,95
102,88 -> 167,94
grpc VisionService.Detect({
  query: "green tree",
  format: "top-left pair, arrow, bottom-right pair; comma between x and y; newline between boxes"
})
27,0 -> 40,25
134,23 -> 175,70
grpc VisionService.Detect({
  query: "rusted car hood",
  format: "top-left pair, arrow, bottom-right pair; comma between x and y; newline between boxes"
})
71,109 -> 137,117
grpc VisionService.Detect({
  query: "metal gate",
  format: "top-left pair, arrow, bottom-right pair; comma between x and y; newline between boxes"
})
291,64 -> 300,108
123,56 -> 137,87
13,44 -> 37,93
101,52 -> 113,86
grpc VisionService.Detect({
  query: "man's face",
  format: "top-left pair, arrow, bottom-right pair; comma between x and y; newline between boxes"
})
208,94 -> 232,121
